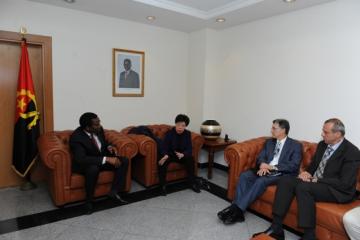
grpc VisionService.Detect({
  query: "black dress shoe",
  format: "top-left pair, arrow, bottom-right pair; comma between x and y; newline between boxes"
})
108,193 -> 128,204
190,183 -> 201,193
223,208 -> 245,224
85,202 -> 93,215
217,204 -> 236,221
252,227 -> 285,240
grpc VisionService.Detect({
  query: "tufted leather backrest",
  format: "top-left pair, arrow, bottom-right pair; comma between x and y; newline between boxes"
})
121,124 -> 173,139
147,124 -> 172,139
241,137 -> 267,169
54,130 -> 73,149
299,141 -> 318,172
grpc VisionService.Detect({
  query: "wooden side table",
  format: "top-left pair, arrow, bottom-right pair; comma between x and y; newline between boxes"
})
202,137 -> 236,179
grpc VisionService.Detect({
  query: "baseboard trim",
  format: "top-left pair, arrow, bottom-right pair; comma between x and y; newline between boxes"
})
198,162 -> 228,172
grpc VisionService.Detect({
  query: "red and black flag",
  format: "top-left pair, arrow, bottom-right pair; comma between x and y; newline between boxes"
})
12,40 -> 40,177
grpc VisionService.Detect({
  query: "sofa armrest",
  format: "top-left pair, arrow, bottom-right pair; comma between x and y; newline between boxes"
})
224,137 -> 267,200
104,130 -> 138,159
37,131 -> 73,206
191,132 -> 204,175
124,134 -> 156,156
37,132 -> 72,182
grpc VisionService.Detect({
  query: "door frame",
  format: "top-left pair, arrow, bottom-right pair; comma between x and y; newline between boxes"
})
0,30 -> 53,132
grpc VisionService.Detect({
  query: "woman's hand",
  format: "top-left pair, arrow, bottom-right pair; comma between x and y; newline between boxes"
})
175,151 -> 184,159
158,155 -> 169,166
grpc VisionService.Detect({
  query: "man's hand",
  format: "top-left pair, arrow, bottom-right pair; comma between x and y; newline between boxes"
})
107,145 -> 117,155
106,157 -> 121,168
257,168 -> 270,176
158,155 -> 169,166
256,163 -> 271,176
175,151 -> 184,159
259,163 -> 272,170
298,171 -> 312,182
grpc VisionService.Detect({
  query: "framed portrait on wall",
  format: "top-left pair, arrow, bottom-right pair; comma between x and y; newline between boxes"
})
113,48 -> 144,97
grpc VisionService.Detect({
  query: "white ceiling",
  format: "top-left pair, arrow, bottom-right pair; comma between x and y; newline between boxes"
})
28,0 -> 335,32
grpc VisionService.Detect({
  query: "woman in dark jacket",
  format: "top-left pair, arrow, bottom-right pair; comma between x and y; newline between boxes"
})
158,114 -> 200,195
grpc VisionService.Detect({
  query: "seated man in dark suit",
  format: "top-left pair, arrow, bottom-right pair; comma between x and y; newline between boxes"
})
254,118 -> 360,240
69,112 -> 129,214
158,114 -> 200,195
218,119 -> 302,224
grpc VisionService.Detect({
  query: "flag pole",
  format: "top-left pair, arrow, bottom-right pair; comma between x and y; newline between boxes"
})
20,172 -> 37,191
17,26 -> 38,191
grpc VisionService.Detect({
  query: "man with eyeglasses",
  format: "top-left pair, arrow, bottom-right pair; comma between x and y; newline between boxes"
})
253,118 -> 360,240
217,119 -> 302,224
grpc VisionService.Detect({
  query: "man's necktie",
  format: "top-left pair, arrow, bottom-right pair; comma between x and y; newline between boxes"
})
313,146 -> 334,179
273,141 -> 281,157
91,134 -> 101,152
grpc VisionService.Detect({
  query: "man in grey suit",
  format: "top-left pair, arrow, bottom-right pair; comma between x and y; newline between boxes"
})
119,58 -> 140,88
217,119 -> 302,224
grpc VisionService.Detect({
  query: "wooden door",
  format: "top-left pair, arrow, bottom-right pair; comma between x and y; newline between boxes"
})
0,30 -> 53,188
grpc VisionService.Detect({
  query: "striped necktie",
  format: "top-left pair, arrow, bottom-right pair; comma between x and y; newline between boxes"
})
273,141 -> 281,157
313,146 -> 334,179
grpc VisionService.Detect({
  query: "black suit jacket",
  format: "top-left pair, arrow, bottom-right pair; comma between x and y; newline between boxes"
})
69,127 -> 111,171
161,128 -> 192,158
307,139 -> 360,202
256,137 -> 302,176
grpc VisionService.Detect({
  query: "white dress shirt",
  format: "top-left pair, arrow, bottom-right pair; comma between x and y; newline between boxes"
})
84,130 -> 106,164
269,137 -> 287,166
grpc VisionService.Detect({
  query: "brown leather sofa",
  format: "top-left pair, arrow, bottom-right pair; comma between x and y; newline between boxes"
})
121,124 -> 204,187
37,130 -> 138,206
225,137 -> 360,240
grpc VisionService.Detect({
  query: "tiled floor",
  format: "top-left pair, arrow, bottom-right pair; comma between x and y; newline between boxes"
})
198,167 -> 228,189
0,168 -> 300,240
0,179 -> 146,222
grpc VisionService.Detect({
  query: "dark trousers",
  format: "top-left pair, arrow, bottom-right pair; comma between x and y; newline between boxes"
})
234,170 -> 282,211
74,157 -> 129,203
158,156 -> 195,187
272,176 -> 337,229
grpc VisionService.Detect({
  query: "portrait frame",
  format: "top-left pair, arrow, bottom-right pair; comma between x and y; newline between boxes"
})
112,48 -> 145,97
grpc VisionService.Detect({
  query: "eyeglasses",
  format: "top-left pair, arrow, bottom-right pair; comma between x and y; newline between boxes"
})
271,127 -> 281,131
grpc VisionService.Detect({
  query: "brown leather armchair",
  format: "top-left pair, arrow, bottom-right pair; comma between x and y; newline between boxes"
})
121,124 -> 204,187
37,130 -> 138,206
225,137 -> 360,240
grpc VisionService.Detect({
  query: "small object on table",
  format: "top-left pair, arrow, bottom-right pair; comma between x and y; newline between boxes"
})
200,120 -> 222,140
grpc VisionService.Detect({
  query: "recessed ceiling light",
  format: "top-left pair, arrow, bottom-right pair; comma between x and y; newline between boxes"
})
146,16 -> 156,21
283,0 -> 296,3
216,17 -> 226,23
64,0 -> 75,3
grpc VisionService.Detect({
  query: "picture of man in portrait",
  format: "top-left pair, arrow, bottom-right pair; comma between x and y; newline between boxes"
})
119,58 -> 140,88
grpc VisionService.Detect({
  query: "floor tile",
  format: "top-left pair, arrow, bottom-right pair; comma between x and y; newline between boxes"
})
0,168 -> 301,240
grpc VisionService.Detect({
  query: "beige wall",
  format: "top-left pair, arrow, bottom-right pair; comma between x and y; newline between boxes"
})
189,0 -> 360,164
0,0 -> 190,131
2,0 -> 360,168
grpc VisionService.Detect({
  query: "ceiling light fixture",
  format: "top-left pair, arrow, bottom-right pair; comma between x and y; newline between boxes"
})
283,0 -> 296,3
146,16 -> 156,21
64,0 -> 75,3
216,17 -> 226,23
